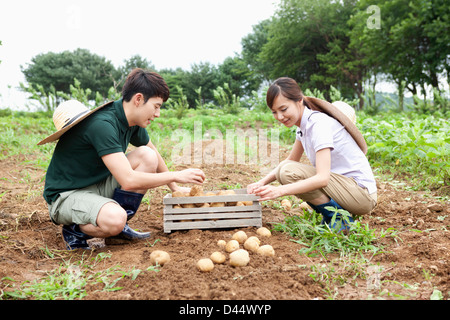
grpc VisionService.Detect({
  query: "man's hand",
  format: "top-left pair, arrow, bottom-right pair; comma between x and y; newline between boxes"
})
175,168 -> 206,185
170,186 -> 191,194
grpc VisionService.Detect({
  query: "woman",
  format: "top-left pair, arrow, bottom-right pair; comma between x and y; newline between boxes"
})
247,77 -> 377,231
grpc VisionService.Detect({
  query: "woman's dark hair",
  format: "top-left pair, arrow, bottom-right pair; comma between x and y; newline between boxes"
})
266,77 -> 306,108
122,68 -> 170,103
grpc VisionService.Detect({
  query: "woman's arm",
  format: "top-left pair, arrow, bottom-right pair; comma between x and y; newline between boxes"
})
247,139 -> 304,193
253,147 -> 331,201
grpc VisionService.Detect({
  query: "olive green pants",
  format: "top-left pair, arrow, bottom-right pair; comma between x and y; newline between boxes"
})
48,175 -> 120,227
275,160 -> 377,216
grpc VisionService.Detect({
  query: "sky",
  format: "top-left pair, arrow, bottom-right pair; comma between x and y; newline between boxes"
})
0,0 -> 280,110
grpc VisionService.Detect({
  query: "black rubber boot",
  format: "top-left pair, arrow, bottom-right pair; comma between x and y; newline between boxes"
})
62,224 -> 92,250
307,198 -> 354,232
108,188 -> 150,241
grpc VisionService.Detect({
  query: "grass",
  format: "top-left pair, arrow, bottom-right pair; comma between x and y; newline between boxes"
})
0,251 -> 160,300
0,104 -> 448,300
272,205 -> 400,258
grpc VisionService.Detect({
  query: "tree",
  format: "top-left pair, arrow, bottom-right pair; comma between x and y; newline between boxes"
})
259,0 -> 364,101
181,62 -> 221,107
158,67 -> 187,106
217,55 -> 261,99
241,19 -> 274,84
21,48 -> 116,100
115,54 -> 156,91
350,0 -> 450,110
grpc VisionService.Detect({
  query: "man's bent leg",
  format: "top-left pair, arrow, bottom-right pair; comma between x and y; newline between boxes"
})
79,202 -> 127,238
106,188 -> 151,241
102,146 -> 159,242
124,146 -> 159,194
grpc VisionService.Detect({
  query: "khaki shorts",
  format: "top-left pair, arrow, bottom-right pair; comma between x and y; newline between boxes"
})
276,160 -> 377,216
48,175 -> 121,226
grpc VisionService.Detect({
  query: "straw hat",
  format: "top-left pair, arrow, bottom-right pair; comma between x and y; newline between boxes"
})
331,101 -> 356,124
304,96 -> 367,154
37,100 -> 113,145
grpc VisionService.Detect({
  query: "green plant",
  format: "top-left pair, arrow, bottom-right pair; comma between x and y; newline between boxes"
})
0,253 -> 159,300
360,112 -> 450,190
273,207 -> 398,258
213,83 -> 241,115
166,85 -> 189,119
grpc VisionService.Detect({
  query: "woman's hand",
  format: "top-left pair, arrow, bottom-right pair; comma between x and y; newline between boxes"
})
252,185 -> 284,201
247,181 -> 264,194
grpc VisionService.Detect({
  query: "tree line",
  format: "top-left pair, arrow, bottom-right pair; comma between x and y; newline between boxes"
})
19,0 -> 449,112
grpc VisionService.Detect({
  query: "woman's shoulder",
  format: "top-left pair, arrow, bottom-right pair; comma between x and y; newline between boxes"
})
307,110 -> 336,126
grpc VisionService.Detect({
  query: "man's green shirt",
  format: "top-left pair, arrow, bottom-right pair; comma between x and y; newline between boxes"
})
43,99 -> 150,204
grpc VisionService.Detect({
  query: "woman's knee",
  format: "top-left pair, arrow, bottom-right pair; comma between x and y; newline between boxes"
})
277,161 -> 315,185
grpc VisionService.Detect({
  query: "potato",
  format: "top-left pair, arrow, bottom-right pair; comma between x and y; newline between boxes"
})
232,231 -> 248,244
210,251 -> 226,264
173,205 -> 182,209
242,201 -> 253,206
229,249 -> 250,267
150,250 -> 170,266
247,236 -> 260,245
189,185 -> 206,207
257,245 -> 275,257
172,191 -> 187,197
217,239 -> 227,249
299,202 -> 312,211
189,185 -> 204,197
225,190 -> 237,206
197,258 -> 214,272
281,199 -> 292,210
256,227 -> 271,237
225,239 -> 240,253
236,201 -> 245,206
172,191 -> 194,208
218,190 -> 237,206
210,202 -> 225,207
243,238 -> 259,252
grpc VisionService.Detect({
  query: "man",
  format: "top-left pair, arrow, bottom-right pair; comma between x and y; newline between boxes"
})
39,68 -> 205,250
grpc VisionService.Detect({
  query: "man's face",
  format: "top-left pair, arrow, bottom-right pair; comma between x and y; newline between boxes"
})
136,96 -> 163,128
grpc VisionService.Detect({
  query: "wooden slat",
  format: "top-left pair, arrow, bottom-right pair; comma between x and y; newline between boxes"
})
163,188 -> 262,233
164,204 -> 260,214
164,218 -> 262,233
163,194 -> 259,205
164,211 -> 261,221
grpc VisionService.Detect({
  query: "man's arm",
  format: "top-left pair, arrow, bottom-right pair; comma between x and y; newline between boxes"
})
145,140 -> 182,192
102,151 -> 205,192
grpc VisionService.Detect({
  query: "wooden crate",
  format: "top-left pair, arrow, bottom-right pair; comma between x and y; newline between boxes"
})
163,188 -> 262,233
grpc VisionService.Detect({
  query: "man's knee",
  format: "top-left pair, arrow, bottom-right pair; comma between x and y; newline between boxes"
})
131,146 -> 158,173
97,202 -> 127,236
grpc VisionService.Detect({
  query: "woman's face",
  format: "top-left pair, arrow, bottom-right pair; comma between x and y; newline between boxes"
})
270,93 -> 303,127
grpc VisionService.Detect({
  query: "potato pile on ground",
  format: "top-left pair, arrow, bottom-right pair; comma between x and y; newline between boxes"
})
196,227 -> 275,272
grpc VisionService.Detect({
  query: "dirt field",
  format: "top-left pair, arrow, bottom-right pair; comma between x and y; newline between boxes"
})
0,146 -> 449,304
